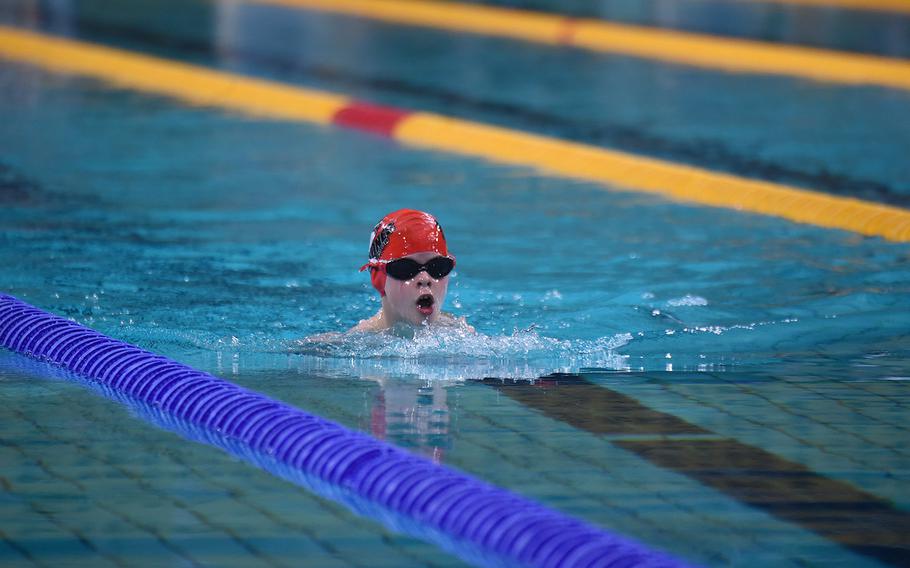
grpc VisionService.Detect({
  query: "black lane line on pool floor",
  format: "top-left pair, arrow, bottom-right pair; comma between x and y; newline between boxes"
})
0,352 -> 471,568
477,374 -> 910,568
25,11 -> 910,208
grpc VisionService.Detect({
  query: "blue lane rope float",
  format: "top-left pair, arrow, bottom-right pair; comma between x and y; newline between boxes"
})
0,294 -> 692,567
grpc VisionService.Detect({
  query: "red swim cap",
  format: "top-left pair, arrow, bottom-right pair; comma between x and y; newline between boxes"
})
359,209 -> 453,296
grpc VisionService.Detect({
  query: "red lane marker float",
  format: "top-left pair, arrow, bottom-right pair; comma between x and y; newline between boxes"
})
555,17 -> 579,45
332,100 -> 413,136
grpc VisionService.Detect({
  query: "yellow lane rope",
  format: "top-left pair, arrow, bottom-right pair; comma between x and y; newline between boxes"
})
0,28 -> 351,124
248,0 -> 910,92
1,26 -> 908,241
728,0 -> 910,16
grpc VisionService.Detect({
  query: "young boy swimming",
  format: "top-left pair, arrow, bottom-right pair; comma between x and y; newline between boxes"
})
350,209 -> 473,333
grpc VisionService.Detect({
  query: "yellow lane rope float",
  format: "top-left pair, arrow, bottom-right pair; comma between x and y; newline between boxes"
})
1,26 -> 908,241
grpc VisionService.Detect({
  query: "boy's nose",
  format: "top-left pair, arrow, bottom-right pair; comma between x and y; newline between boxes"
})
415,271 -> 433,286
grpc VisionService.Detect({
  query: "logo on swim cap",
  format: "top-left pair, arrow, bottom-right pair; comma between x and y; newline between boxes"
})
368,221 -> 395,262
435,221 -> 446,245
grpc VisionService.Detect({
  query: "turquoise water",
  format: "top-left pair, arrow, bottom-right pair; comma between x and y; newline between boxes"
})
4,0 -> 910,202
2,1 -> 910,567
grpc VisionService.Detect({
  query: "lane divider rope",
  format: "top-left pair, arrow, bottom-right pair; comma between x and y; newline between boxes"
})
720,0 -> 910,16
248,0 -> 910,91
1,25 -> 908,241
0,293 -> 692,567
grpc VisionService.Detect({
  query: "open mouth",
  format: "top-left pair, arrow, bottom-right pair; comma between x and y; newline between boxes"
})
416,294 -> 435,316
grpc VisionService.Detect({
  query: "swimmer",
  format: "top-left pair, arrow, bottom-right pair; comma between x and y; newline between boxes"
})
351,209 -> 473,333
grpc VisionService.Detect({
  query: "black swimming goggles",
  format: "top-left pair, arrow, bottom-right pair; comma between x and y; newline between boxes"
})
385,256 -> 455,281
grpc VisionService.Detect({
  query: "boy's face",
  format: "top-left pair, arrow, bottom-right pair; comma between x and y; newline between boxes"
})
383,252 -> 450,326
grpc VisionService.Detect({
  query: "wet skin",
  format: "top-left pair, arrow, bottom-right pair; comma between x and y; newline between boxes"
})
381,251 -> 450,326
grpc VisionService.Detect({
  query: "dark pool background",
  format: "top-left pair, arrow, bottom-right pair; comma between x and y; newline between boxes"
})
1,0 -> 909,566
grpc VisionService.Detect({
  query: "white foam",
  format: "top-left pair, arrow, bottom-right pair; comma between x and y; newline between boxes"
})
290,327 -> 632,381
666,295 -> 708,307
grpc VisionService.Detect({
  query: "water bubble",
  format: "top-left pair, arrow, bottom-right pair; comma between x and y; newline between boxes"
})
542,289 -> 563,301
666,295 -> 707,307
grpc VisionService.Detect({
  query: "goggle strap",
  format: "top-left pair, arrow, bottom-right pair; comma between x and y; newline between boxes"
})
359,260 -> 386,272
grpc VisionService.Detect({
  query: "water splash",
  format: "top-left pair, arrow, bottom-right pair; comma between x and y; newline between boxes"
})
298,326 -> 628,359
666,295 -> 708,307
291,327 -> 632,381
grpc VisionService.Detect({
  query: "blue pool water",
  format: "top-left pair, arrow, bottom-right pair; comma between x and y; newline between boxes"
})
2,1 -> 910,567
6,0 -> 909,204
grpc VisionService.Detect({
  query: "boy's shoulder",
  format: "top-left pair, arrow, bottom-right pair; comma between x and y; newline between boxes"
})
350,311 -> 385,333
438,312 -> 476,333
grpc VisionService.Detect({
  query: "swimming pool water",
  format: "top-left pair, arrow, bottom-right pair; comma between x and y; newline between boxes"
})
5,0 -> 910,203
1,1 -> 909,566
